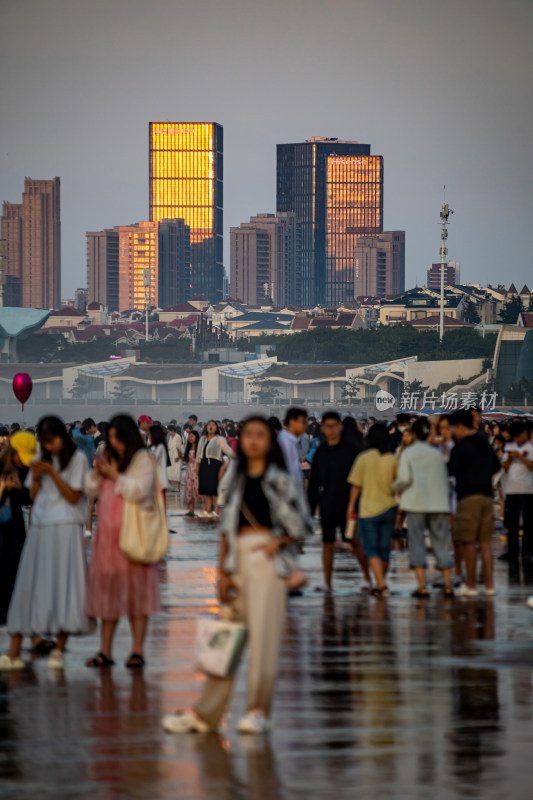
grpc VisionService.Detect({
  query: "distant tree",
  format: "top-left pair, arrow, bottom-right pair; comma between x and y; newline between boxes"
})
249,378 -> 281,403
341,376 -> 362,403
498,296 -> 524,324
404,379 -> 430,395
70,374 -> 92,399
110,382 -> 135,403
463,298 -> 481,325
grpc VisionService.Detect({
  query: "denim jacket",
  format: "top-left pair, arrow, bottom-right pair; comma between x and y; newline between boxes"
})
220,464 -> 312,577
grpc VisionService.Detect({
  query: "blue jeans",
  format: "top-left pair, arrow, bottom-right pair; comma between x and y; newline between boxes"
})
359,507 -> 396,562
406,512 -> 453,569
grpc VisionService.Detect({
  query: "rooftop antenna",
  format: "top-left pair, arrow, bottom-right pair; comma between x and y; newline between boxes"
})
439,187 -> 454,343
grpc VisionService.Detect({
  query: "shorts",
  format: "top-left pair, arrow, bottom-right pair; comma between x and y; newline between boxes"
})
454,495 -> 494,544
359,507 -> 396,562
321,513 -> 347,544
406,512 -> 453,570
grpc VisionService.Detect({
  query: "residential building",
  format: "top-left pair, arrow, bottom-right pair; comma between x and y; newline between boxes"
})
230,212 -> 301,307
158,218 -> 191,307
117,221 -> 159,311
87,228 -> 120,311
354,232 -> 405,298
277,137 -> 383,305
149,122 -> 223,302
426,260 -> 460,290
1,177 -> 61,308
379,289 -> 467,325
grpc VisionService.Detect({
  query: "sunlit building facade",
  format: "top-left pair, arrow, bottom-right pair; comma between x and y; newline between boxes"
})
354,231 -> 405,299
1,177 -> 61,309
149,122 -> 223,302
277,138 -> 383,306
118,221 -> 158,311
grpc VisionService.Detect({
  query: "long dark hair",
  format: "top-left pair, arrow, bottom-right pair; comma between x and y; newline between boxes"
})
236,416 -> 286,475
365,422 -> 390,454
149,424 -> 170,466
106,414 -> 146,472
341,415 -> 364,451
184,429 -> 200,461
38,416 -> 77,471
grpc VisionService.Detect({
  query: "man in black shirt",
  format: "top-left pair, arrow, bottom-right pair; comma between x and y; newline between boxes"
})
308,412 -> 371,592
448,409 -> 501,597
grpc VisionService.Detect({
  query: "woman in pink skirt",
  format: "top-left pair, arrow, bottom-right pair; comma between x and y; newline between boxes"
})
84,414 -> 161,668
181,430 -> 202,517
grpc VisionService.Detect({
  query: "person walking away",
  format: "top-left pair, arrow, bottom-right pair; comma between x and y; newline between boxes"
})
0,416 -> 91,670
84,415 -> 161,668
448,409 -> 501,597
163,416 -> 311,735
501,421 -> 533,562
278,408 -> 308,487
166,424 -> 182,493
181,430 -> 202,517
308,412 -> 371,592
436,413 -> 463,587
346,424 -> 398,597
393,418 -> 453,597
197,421 -> 237,519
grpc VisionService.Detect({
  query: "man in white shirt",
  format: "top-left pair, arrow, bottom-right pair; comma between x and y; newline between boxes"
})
278,407 -> 307,487
503,421 -> 533,562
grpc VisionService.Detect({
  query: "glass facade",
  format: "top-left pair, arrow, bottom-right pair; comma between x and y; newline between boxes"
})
149,122 -> 223,301
118,221 -> 158,311
326,155 -> 383,305
277,139 -> 381,306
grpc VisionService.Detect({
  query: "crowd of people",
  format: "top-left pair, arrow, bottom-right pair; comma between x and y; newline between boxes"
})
0,405 -> 531,736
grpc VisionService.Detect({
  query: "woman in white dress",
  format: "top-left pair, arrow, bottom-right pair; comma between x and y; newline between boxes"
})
0,416 -> 90,671
166,424 -> 182,491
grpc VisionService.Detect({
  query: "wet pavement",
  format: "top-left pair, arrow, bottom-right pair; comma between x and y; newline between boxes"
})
1,512 -> 533,799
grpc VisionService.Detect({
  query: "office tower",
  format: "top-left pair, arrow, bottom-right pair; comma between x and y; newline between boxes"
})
86,228 -> 120,311
149,122 -> 223,302
158,218 -> 191,307
1,177 -> 61,308
230,212 -> 301,307
354,232 -> 405,298
277,137 -> 383,305
426,260 -> 460,290
117,221 -> 158,311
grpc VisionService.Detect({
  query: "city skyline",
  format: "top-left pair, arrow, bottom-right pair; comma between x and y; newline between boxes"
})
1,0 -> 532,298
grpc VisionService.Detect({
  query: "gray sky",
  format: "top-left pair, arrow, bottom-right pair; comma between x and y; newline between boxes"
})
1,0 -> 532,298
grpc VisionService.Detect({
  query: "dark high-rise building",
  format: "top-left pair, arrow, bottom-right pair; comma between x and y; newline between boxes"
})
149,122 -> 223,302
158,218 -> 191,307
426,261 -> 460,290
277,137 -> 383,306
230,212 -> 301,307
354,232 -> 405,298
1,177 -> 61,308
86,229 -> 119,311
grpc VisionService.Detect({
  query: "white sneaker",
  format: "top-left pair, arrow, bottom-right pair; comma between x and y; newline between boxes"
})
527,597 -> 533,610
47,649 -> 65,669
483,587 -> 496,596
237,711 -> 270,735
314,583 -> 332,594
455,585 -> 478,597
0,654 -> 25,671
162,709 -> 210,734
84,529 -> 93,542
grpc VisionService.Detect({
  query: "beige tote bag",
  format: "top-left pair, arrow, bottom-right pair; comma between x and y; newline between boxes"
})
119,487 -> 169,564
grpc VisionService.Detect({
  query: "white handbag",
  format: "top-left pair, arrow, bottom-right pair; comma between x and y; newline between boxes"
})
119,487 -> 169,564
195,617 -> 247,677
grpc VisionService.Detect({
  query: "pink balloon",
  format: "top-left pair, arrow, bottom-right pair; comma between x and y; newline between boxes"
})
12,373 -> 33,411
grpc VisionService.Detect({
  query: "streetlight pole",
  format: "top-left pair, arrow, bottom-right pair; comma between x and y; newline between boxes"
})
439,188 -> 453,343
143,268 -> 151,342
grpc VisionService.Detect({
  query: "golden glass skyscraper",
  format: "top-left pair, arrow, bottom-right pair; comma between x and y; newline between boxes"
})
149,122 -> 223,301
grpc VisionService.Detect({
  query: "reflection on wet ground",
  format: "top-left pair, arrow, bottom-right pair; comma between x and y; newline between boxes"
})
1,515 -> 533,799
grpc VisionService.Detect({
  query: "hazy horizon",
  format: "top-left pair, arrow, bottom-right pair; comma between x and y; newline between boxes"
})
1,0 -> 532,299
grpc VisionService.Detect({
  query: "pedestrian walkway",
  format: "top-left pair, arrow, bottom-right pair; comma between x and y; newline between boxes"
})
1,516 -> 533,799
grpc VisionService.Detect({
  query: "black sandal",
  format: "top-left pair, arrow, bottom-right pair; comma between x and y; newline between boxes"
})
443,589 -> 454,599
31,639 -> 57,657
86,652 -> 115,668
125,653 -> 145,669
412,589 -> 430,598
